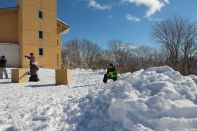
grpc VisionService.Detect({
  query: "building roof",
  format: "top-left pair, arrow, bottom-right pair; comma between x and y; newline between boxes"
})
57,19 -> 70,34
0,7 -> 17,12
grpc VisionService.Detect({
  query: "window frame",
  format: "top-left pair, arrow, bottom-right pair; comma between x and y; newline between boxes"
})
39,31 -> 43,39
38,11 -> 43,19
39,48 -> 44,56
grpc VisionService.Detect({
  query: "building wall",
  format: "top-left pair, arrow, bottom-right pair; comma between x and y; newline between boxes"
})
57,23 -> 62,68
17,0 -> 62,69
0,9 -> 18,43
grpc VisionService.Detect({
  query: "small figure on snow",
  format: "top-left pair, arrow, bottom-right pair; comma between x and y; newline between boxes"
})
0,55 -> 8,79
103,63 -> 117,83
25,52 -> 35,67
25,53 -> 39,82
29,62 -> 40,82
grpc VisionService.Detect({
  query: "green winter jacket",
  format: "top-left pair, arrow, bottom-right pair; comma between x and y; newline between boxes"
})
107,67 -> 117,79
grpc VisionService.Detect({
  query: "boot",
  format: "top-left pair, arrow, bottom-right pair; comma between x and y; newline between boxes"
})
103,74 -> 108,83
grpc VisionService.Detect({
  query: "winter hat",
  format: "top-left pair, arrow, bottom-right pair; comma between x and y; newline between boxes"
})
109,63 -> 113,67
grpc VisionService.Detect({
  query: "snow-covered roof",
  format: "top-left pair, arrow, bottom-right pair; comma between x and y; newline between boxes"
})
57,19 -> 70,34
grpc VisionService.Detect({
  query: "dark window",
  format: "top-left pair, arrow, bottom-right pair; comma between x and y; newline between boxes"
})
38,11 -> 43,19
39,48 -> 44,56
39,31 -> 43,39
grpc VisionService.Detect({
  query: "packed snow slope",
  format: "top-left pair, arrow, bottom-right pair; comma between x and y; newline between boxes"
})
1,66 -> 197,131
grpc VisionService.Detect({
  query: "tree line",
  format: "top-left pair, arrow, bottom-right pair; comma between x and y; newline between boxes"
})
62,16 -> 197,75
62,39 -> 165,73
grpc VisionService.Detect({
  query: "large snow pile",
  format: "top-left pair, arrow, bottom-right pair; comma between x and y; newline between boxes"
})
1,66 -> 197,131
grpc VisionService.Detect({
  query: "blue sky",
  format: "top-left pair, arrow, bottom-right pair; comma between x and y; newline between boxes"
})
1,0 -> 197,49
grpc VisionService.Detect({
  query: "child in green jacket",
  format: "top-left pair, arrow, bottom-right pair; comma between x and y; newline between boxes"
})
103,63 -> 117,83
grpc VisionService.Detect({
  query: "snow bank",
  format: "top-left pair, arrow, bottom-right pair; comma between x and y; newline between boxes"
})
106,66 -> 197,131
74,66 -> 197,131
1,66 -> 197,131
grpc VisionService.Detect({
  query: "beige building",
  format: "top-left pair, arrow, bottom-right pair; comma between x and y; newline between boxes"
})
0,0 -> 70,69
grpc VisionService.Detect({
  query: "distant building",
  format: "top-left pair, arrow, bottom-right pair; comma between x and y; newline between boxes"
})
0,0 -> 70,69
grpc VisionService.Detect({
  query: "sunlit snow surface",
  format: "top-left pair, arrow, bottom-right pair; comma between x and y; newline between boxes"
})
1,66 -> 197,131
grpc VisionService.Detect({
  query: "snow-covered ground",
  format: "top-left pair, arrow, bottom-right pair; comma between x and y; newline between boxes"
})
1,66 -> 197,131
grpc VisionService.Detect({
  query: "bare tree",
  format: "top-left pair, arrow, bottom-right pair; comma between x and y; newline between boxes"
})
151,16 -> 197,75
108,40 -> 133,72
180,22 -> 197,75
62,39 -> 81,68
80,39 -> 102,69
135,46 -> 162,69
62,35 -> 197,75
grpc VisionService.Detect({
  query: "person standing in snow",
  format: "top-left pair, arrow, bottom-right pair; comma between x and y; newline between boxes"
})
0,55 -> 8,79
29,62 -> 39,82
25,53 -> 39,82
103,63 -> 117,83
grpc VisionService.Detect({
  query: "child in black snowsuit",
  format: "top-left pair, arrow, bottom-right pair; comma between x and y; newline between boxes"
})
29,62 -> 39,82
0,55 -> 8,79
103,63 -> 117,83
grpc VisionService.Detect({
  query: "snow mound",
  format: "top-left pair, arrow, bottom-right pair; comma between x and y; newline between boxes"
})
1,66 -> 197,131
74,66 -> 197,131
